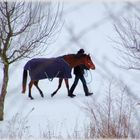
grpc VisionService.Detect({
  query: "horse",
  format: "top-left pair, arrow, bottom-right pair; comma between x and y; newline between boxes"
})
22,53 -> 95,99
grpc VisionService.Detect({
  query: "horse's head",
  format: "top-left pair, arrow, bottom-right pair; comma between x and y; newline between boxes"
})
63,53 -> 96,69
83,54 -> 95,70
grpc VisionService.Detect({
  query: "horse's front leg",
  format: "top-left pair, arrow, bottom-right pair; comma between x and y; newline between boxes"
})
51,78 -> 63,97
64,79 -> 76,98
29,81 -> 34,100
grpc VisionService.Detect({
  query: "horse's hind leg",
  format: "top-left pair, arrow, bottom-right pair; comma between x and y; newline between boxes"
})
34,81 -> 44,98
51,78 -> 63,97
64,79 -> 76,98
29,81 -> 34,100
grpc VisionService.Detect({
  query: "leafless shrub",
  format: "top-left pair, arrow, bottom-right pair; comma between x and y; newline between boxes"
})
83,80 -> 140,138
66,119 -> 84,139
0,108 -> 34,139
40,120 -> 64,139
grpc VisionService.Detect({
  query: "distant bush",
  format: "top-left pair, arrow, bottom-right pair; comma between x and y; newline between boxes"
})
83,80 -> 140,138
0,108 -> 34,139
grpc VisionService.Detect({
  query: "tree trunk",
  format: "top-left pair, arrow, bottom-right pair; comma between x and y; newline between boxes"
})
0,64 -> 9,121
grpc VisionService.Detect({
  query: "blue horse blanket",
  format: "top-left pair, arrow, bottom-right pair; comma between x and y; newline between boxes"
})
24,57 -> 72,80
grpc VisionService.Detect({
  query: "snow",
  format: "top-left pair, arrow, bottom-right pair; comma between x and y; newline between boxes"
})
3,79 -> 92,138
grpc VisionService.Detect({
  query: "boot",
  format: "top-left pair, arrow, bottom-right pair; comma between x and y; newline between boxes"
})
68,94 -> 76,98
85,92 -> 93,96
83,84 -> 93,96
68,90 -> 76,98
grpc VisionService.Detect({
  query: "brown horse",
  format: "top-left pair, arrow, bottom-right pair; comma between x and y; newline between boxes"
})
22,54 -> 95,99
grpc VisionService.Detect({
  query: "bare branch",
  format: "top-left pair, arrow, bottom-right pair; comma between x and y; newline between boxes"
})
0,1 -> 63,64
109,2 -> 140,70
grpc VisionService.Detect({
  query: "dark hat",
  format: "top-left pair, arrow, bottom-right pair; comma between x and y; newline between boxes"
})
77,49 -> 85,54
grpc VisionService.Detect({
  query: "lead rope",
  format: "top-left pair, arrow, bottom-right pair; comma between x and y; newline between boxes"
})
84,70 -> 93,84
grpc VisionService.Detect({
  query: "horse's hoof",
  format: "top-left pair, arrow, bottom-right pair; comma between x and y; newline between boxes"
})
51,94 -> 54,97
51,92 -> 56,97
41,93 -> 44,98
68,94 -> 76,98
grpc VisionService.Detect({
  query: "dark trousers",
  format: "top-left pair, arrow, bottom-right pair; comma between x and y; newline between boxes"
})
70,75 -> 89,95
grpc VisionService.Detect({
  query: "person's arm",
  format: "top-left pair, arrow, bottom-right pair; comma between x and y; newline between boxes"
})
81,65 -> 89,70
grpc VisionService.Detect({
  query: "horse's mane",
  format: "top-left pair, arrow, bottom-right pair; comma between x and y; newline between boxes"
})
62,53 -> 88,59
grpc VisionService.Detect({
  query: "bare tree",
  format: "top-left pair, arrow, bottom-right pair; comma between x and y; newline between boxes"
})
106,2 -> 140,70
114,16 -> 140,70
0,1 -> 62,120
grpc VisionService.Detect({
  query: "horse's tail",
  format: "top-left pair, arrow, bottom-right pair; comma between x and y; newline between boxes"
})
22,69 -> 28,94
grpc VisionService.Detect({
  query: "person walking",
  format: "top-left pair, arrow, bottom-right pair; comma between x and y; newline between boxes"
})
70,49 -> 93,96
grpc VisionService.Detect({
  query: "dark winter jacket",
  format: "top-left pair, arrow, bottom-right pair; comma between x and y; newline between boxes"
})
73,64 -> 89,76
